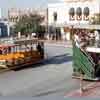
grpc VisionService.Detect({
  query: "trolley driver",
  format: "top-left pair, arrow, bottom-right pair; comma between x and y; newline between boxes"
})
37,42 -> 44,59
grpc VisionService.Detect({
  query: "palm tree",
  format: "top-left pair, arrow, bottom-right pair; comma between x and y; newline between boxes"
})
14,14 -> 45,36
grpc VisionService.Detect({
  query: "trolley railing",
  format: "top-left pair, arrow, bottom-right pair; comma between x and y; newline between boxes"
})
73,43 -> 95,79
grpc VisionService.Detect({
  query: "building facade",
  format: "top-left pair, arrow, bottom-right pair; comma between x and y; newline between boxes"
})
48,0 -> 100,40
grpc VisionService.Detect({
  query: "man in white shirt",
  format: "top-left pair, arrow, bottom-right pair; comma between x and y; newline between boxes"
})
94,30 -> 99,47
74,33 -> 80,48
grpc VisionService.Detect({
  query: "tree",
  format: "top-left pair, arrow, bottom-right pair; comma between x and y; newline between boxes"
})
90,13 -> 100,24
14,14 -> 45,36
37,25 -> 46,39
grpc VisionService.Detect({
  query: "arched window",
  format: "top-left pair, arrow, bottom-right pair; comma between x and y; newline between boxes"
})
76,7 -> 82,20
69,8 -> 75,17
69,8 -> 75,20
53,12 -> 57,22
83,7 -> 89,17
76,7 -> 82,16
83,7 -> 89,20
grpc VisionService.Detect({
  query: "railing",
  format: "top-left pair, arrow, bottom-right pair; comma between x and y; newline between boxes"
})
73,43 -> 95,78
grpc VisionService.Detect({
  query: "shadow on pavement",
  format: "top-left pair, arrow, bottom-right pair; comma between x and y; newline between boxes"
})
15,53 -> 72,71
43,53 -> 72,65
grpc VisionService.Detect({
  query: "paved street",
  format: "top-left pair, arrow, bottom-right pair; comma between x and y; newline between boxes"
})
0,42 -> 81,96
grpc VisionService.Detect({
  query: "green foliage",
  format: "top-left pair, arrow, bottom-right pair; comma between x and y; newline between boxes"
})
14,14 -> 45,35
90,13 -> 100,24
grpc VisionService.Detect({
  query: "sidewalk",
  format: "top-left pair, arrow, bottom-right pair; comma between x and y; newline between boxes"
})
66,82 -> 100,97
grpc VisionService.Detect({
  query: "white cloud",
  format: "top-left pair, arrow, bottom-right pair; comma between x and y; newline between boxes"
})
47,0 -> 62,2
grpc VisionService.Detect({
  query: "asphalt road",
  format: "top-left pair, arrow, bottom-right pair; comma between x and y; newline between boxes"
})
0,42 -> 81,96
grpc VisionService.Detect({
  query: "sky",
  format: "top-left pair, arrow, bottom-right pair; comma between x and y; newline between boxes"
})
0,0 -> 63,17
0,0 -> 61,8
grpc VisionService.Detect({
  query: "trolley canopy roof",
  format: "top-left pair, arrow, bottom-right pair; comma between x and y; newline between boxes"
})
14,39 -> 43,45
86,47 -> 100,53
0,38 -> 44,46
0,44 -> 16,51
14,38 -> 39,44
51,23 -> 100,30
0,43 -> 17,47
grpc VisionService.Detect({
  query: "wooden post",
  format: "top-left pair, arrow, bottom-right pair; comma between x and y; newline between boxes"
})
80,73 -> 84,95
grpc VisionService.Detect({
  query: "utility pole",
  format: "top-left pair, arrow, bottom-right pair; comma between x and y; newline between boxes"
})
80,73 -> 84,95
46,8 -> 49,40
7,22 -> 10,37
99,0 -> 100,24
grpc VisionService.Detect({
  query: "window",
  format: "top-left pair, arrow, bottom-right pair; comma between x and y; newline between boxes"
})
76,7 -> 82,20
69,8 -> 75,20
53,12 -> 57,22
83,7 -> 89,20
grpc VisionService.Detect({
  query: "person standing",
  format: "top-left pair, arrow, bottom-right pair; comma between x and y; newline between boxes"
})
37,42 -> 44,59
94,30 -> 99,47
74,32 -> 80,48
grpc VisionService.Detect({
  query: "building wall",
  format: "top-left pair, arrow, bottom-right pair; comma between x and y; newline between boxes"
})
0,8 -> 2,19
48,0 -> 99,26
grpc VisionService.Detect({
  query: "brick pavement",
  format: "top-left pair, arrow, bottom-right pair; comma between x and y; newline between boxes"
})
66,82 -> 100,97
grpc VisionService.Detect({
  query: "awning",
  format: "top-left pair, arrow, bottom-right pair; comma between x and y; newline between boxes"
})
48,23 -> 100,30
73,24 -> 100,30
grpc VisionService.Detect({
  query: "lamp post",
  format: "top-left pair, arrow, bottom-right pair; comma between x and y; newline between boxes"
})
7,21 -> 10,37
71,25 -> 74,41
99,1 -> 100,24
46,8 -> 49,40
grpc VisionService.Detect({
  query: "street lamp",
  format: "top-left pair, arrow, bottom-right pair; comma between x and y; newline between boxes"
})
7,21 -> 10,37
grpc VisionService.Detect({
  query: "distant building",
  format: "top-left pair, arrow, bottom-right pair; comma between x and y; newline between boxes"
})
8,8 -> 20,23
8,8 -> 47,25
0,8 -> 12,38
0,21 -> 9,37
48,0 -> 100,40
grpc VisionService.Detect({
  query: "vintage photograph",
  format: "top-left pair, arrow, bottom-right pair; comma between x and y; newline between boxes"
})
0,0 -> 99,99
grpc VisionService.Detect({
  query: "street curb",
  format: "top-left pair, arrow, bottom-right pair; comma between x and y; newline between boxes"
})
45,43 -> 72,48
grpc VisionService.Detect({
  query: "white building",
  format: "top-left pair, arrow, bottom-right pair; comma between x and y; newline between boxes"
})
0,8 -> 2,19
48,0 -> 100,40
